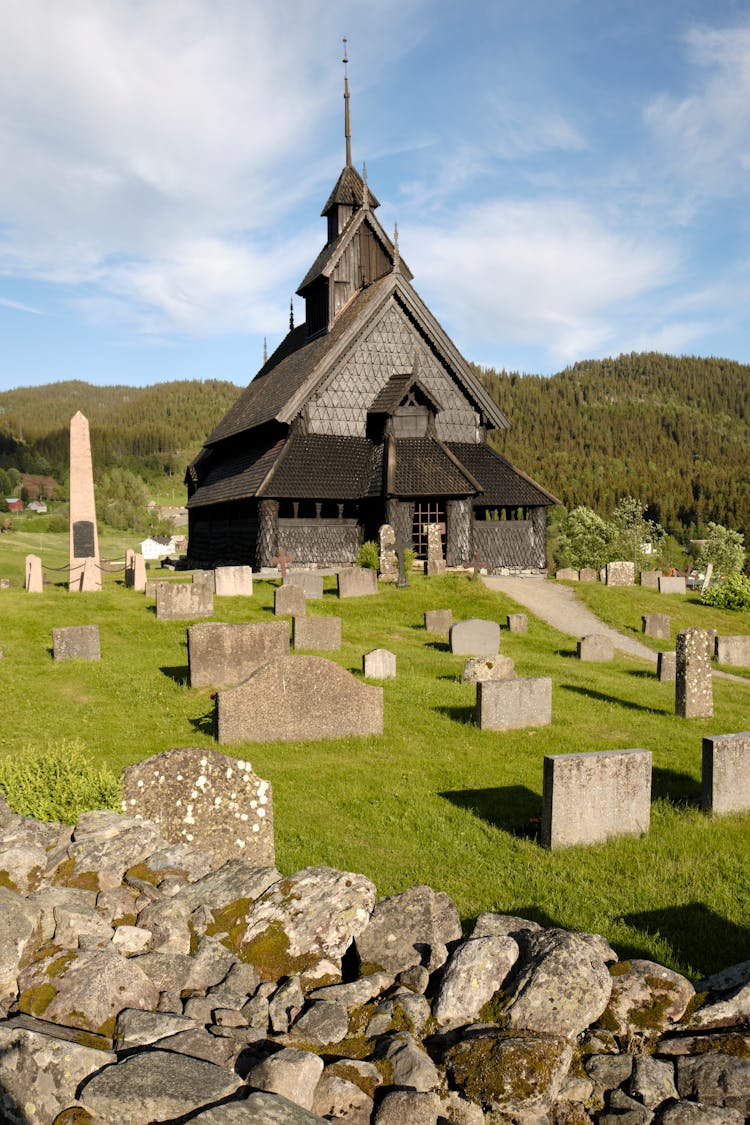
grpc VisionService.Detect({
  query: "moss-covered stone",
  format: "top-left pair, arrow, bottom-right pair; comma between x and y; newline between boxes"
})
446,1031 -> 572,1111
0,869 -> 20,892
478,988 -> 510,1025
18,981 -> 58,1018
233,918 -> 317,980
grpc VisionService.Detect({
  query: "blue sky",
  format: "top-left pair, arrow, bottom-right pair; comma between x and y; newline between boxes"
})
2,0 -> 750,391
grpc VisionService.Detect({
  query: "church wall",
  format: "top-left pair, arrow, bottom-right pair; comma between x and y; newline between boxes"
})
188,502 -> 259,568
473,518 -> 544,569
278,519 -> 362,567
305,304 -> 480,442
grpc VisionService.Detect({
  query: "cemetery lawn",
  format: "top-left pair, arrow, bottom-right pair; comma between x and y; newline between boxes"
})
1,551 -> 749,979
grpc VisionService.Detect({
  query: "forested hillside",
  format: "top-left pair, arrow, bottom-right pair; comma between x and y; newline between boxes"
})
476,352 -> 749,539
0,354 -> 747,541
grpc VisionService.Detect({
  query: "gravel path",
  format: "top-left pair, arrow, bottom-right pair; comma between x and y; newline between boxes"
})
482,575 -> 657,662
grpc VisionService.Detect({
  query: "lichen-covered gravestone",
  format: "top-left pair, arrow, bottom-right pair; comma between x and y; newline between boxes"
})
122,746 -> 274,867
293,616 -> 341,651
702,732 -> 750,815
378,524 -> 398,583
156,583 -> 213,621
577,634 -> 614,662
657,651 -> 676,682
476,677 -> 552,731
675,628 -> 713,719
507,613 -> 528,633
424,609 -> 452,633
187,621 -> 290,689
541,749 -> 652,849
52,625 -> 101,661
606,561 -> 635,586
426,523 -> 446,576
274,584 -> 306,617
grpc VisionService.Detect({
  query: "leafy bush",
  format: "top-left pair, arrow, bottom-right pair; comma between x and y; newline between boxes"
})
357,541 -> 380,569
696,522 -> 746,579
701,574 -> 750,612
0,739 -> 121,823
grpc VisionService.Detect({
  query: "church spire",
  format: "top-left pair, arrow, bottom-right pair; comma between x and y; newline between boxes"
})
343,37 -> 352,167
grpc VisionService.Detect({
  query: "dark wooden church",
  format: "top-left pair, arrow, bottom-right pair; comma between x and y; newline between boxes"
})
186,63 -> 556,572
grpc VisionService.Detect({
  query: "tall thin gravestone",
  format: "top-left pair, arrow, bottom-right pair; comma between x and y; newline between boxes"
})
69,412 -> 101,592
25,554 -> 43,593
675,628 -> 713,719
379,524 -> 398,583
426,523 -> 446,576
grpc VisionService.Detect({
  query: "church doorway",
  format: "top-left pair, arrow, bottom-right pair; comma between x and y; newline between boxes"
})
412,500 -> 446,560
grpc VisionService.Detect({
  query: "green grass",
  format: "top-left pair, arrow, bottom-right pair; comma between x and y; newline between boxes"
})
0,549 -> 749,979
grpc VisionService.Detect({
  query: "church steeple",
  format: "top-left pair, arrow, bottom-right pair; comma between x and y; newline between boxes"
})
343,37 -> 352,168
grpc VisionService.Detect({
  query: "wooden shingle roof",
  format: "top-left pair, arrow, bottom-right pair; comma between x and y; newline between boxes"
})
447,443 -> 559,507
321,164 -> 379,214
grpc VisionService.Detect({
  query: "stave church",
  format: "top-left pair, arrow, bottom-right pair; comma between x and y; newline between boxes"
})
186,56 -> 556,572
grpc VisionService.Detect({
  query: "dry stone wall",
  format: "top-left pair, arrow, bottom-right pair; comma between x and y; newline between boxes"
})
0,794 -> 749,1124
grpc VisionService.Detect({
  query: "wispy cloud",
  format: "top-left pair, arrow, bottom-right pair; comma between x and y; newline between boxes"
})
0,296 -> 43,315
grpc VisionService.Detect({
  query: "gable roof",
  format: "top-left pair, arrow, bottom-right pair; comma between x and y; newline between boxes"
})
321,164 -> 380,214
298,202 -> 412,294
448,442 -> 560,506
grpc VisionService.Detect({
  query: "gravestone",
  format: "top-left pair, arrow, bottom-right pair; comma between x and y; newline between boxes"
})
701,562 -> 714,594
450,618 -> 500,656
577,634 -> 614,662
145,579 -> 162,598
272,547 -> 294,578
215,566 -> 253,597
507,614 -> 528,634
555,568 -> 579,581
675,628 -> 713,719
642,613 -> 670,640
640,570 -> 662,589
79,557 -> 99,592
462,655 -> 515,684
293,616 -> 341,651
363,649 -> 396,679
715,636 -> 750,667
657,651 -> 676,682
188,621 -> 290,689
156,583 -> 213,621
25,555 -> 43,593
274,584 -> 306,617
337,568 -> 378,598
606,561 -> 635,587
424,609 -> 452,634
192,570 -> 216,593
426,523 -> 446,577
378,524 -> 398,583
131,553 -> 147,592
476,676 -> 552,731
215,656 -> 383,743
122,747 -> 274,867
659,575 -> 686,595
52,626 -> 101,662
284,571 -> 324,599
702,732 -> 750,816
541,749 -> 652,849
69,411 -> 101,592
579,568 -> 598,583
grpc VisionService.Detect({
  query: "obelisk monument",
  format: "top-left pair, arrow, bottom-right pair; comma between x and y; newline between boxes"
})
69,411 -> 101,591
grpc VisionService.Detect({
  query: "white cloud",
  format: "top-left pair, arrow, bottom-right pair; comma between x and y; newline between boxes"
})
0,297 -> 43,315
406,197 -> 681,368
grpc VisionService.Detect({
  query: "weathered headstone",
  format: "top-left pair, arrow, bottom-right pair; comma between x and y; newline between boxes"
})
462,655 -> 515,684
657,651 -> 676,682
702,732 -> 750,815
79,557 -> 99,592
675,628 -> 713,719
192,570 -> 215,593
606,561 -> 635,587
274,584 -> 306,617
293,616 -> 341,651
283,571 -> 324,599
541,749 -> 652,849
424,609 -> 453,634
337,568 -> 378,598
122,747 -> 274,867
659,575 -> 686,595
214,566 -> 253,597
25,554 -> 43,593
507,614 -> 528,634
426,523 -> 446,577
576,634 -> 614,662
715,636 -> 750,667
363,649 -> 396,679
476,677 -> 552,731
52,626 -> 101,662
68,412 -> 101,592
642,613 -> 670,640
640,570 -> 662,589
215,656 -> 383,743
449,619 -> 500,656
156,583 -> 213,621
188,621 -> 290,689
579,568 -> 598,583
555,568 -> 579,581
378,524 -> 398,583
131,553 -> 147,592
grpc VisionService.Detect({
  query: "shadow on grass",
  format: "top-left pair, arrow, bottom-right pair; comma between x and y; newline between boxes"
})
554,648 -> 579,659
160,664 -> 190,685
434,704 -> 475,725
560,684 -> 668,714
627,669 -> 659,681
189,712 -> 215,737
425,640 -> 450,653
651,766 -> 702,807
618,903 -> 750,978
441,785 -> 541,840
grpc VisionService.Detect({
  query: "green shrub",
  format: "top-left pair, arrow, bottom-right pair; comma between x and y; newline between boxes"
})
357,541 -> 380,569
701,574 -> 750,611
0,739 -> 121,823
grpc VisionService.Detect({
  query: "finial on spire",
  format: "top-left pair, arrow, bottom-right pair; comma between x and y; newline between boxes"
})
263,336 -> 268,364
343,37 -> 352,167
362,161 -> 369,209
289,297 -> 294,331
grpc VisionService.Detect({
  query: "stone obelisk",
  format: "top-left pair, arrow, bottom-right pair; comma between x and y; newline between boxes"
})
69,411 -> 101,591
